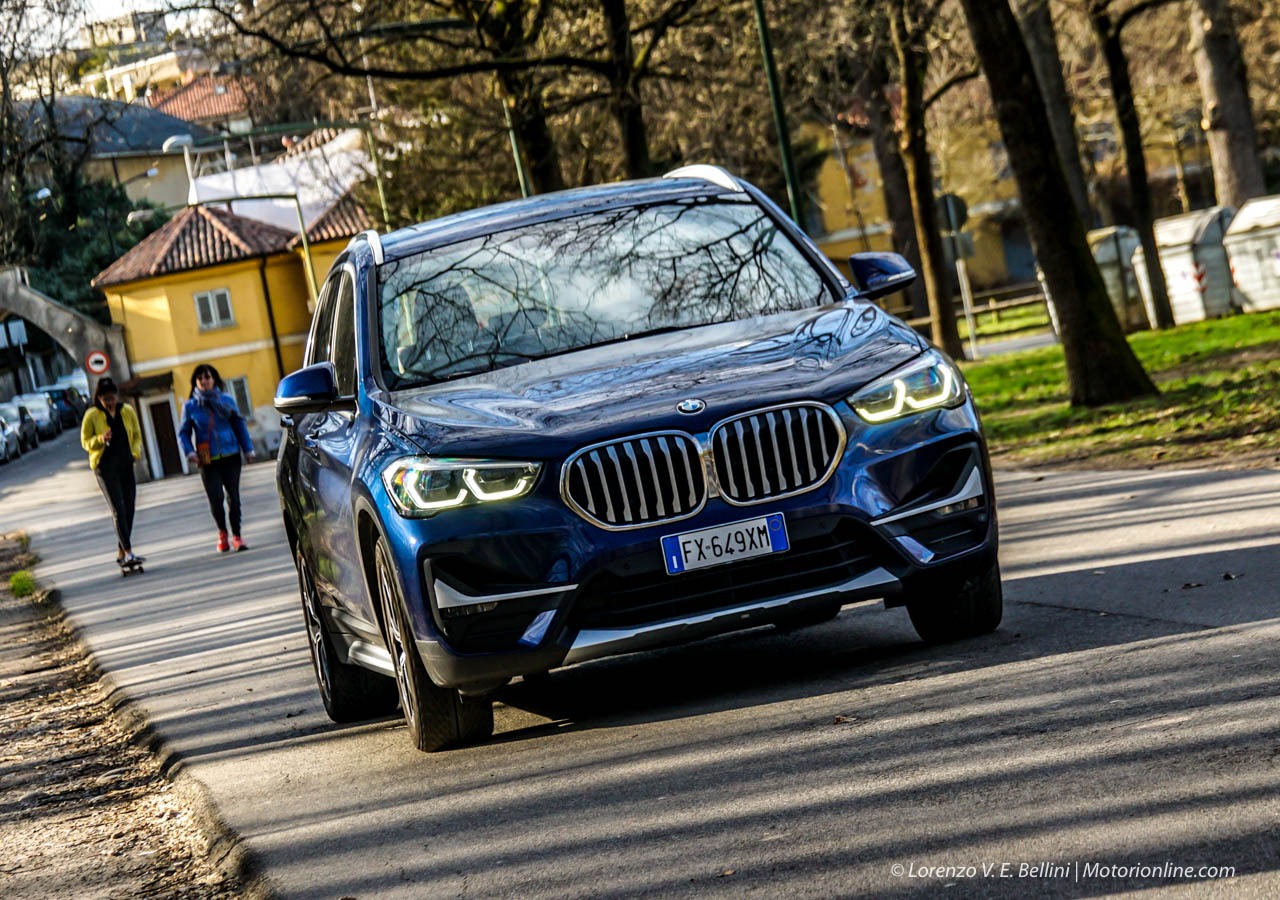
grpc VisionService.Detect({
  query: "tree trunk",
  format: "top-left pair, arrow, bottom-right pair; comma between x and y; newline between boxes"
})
862,56 -> 928,318
1189,0 -> 1265,208
599,0 -> 653,179
889,7 -> 962,358
487,0 -> 566,194
958,0 -> 1156,406
1015,0 -> 1091,224
1090,9 -> 1174,330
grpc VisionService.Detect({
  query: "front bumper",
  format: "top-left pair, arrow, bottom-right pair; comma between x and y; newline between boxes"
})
381,408 -> 997,692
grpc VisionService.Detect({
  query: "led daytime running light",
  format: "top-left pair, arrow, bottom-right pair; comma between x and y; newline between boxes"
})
851,360 -> 959,423
401,467 -> 468,510
384,458 -> 540,516
463,468 -> 533,501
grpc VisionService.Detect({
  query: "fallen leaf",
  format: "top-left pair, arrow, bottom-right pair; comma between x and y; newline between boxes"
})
719,869 -> 736,877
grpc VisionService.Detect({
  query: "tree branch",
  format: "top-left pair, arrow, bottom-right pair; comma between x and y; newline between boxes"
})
924,67 -> 979,110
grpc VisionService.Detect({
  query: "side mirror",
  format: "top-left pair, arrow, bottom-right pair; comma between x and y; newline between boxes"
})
848,252 -> 917,301
274,362 -> 339,415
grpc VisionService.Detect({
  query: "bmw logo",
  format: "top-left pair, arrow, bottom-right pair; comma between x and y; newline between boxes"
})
676,398 -> 705,415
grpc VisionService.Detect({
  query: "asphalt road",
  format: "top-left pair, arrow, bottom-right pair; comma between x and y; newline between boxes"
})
2,436 -> 1277,898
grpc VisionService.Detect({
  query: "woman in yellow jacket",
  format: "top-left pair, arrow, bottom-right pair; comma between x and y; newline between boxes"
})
81,377 -> 145,567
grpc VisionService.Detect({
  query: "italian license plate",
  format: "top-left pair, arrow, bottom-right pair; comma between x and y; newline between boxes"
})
661,513 -> 789,575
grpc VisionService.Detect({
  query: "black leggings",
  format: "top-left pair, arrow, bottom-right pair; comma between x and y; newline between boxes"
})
95,461 -> 137,554
200,454 -> 244,534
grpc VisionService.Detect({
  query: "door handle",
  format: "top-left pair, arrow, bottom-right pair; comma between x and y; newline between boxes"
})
301,429 -> 322,458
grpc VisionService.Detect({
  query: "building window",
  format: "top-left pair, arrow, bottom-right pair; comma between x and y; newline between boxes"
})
226,376 -> 252,417
194,288 -> 234,330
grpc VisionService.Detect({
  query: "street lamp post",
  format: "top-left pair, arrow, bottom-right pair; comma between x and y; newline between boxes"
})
750,0 -> 802,227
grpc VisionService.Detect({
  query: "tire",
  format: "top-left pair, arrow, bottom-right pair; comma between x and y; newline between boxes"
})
296,547 -> 398,723
375,537 -> 493,752
906,559 -> 1003,644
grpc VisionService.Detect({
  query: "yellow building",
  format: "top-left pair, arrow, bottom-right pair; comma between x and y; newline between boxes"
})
93,196 -> 371,478
809,118 -> 1032,294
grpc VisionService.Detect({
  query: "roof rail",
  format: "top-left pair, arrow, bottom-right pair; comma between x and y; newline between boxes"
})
662,165 -> 743,193
356,229 -> 384,265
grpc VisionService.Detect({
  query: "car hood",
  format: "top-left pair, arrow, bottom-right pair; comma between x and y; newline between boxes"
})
378,302 -> 926,458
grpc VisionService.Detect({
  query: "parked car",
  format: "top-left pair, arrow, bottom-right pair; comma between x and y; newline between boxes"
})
275,166 -> 1001,753
0,411 -> 20,463
55,370 -> 91,398
0,402 -> 38,451
14,393 -> 61,438
37,385 -> 83,427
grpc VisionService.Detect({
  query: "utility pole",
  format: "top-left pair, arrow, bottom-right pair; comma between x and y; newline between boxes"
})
751,0 -> 802,226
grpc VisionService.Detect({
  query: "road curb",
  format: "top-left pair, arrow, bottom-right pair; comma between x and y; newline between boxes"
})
37,583 -> 279,899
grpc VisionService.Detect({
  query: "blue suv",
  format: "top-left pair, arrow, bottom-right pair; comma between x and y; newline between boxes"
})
275,165 -> 1001,752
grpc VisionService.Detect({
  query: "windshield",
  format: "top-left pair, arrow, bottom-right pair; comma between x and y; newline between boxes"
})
377,197 -> 832,387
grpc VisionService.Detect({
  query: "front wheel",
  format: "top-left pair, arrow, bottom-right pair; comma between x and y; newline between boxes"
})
375,538 -> 493,752
296,547 -> 398,723
905,559 -> 1003,644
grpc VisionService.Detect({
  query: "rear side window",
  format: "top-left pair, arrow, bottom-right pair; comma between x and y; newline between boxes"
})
331,273 -> 358,397
306,277 -> 340,366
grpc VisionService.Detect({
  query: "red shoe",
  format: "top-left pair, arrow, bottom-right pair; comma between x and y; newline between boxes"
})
232,535 -> 248,552
216,531 -> 230,553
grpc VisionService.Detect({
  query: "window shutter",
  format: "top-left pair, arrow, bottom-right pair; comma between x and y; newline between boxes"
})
195,293 -> 214,329
214,289 -> 232,323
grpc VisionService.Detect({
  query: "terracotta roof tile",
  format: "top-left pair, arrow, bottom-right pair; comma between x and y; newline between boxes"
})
94,206 -> 294,288
148,75 -> 252,125
289,193 -> 376,248
279,127 -> 342,159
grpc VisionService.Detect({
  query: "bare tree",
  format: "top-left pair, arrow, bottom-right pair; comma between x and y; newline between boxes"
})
881,0 -> 974,359
1188,0 -> 1265,207
1085,0 -> 1179,329
1015,0 -> 1091,223
957,0 -> 1156,406
859,56 -> 929,318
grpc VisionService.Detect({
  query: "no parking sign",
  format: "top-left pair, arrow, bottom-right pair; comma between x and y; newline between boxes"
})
85,350 -> 110,375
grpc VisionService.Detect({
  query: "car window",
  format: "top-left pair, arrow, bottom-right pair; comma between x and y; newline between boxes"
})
377,197 -> 832,388
331,271 -> 358,397
306,276 -> 340,366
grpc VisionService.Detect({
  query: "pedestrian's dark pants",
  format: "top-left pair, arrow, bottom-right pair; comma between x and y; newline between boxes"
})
200,454 -> 243,534
95,458 -> 136,554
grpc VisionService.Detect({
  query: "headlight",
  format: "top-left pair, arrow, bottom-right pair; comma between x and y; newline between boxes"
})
382,458 -> 541,516
848,352 -> 964,423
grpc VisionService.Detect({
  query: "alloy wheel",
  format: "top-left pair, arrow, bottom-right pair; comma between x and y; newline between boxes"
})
297,552 -> 333,703
377,548 -> 417,732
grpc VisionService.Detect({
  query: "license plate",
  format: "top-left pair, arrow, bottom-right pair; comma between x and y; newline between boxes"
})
661,513 -> 789,575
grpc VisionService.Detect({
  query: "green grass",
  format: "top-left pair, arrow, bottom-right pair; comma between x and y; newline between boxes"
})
958,301 -> 1052,342
959,309 -> 1280,469
9,570 -> 36,598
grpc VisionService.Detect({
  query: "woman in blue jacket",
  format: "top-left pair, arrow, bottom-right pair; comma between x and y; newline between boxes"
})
178,365 -> 256,552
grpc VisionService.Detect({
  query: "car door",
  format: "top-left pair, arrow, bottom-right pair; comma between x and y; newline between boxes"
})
297,266 -> 369,617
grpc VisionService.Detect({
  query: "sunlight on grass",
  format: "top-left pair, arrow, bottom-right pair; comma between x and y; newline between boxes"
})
959,310 -> 1280,468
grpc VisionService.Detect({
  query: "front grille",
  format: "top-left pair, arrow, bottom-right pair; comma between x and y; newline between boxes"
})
571,517 -> 879,630
563,432 -> 706,529
711,403 -> 844,504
